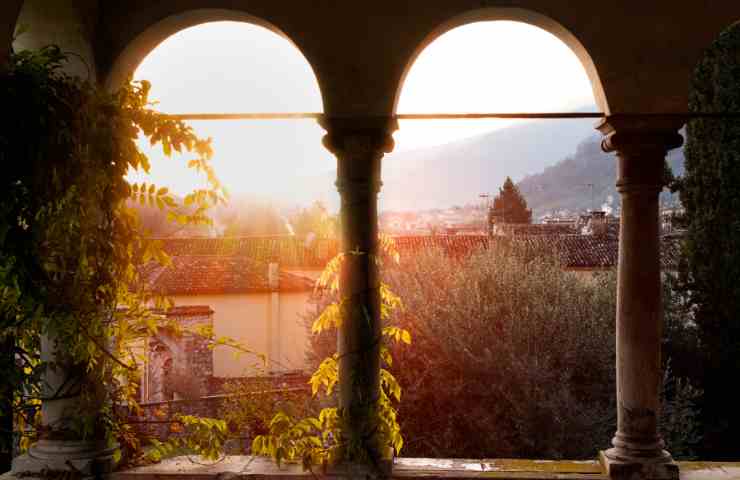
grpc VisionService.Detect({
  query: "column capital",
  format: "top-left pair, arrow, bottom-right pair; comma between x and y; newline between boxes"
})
597,115 -> 684,194
321,116 -> 397,197
319,115 -> 398,156
597,114 -> 685,154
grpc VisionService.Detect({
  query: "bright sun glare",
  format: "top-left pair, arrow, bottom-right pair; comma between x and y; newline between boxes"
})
127,20 -> 596,206
395,21 -> 596,151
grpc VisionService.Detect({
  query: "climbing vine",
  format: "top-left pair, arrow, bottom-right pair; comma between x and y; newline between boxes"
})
251,237 -> 409,472
0,45 -> 230,466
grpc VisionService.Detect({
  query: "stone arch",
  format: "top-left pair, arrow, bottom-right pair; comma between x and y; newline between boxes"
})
103,8 -> 324,106
148,342 -> 174,402
393,7 -> 609,115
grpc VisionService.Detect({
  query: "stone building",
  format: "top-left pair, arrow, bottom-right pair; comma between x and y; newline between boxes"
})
3,1 -> 740,479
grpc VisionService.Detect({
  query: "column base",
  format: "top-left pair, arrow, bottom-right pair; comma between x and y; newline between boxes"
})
325,459 -> 393,479
599,449 -> 678,480
325,447 -> 393,478
11,440 -> 116,479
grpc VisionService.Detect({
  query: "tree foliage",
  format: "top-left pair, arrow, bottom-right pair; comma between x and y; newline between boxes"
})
0,46 -> 228,466
288,201 -> 337,240
383,246 -> 616,458
490,176 -> 532,225
680,22 -> 740,460
221,200 -> 289,237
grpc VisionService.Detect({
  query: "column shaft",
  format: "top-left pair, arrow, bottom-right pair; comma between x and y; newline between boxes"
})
321,117 -> 395,461
613,153 -> 666,458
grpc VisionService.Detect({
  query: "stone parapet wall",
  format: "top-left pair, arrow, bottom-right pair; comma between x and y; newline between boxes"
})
107,456 -> 740,480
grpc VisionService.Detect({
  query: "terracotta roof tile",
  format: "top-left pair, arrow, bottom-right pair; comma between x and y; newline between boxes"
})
515,235 -> 619,269
144,255 -> 314,295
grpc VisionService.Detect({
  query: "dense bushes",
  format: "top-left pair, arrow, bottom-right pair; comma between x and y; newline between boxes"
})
306,243 -> 701,459
383,246 -> 616,459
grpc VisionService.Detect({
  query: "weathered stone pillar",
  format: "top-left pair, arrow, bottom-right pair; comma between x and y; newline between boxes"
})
8,2 -> 114,478
597,115 -> 684,480
320,116 -> 396,464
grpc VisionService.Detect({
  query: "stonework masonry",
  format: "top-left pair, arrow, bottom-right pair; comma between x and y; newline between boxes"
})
144,307 -> 214,403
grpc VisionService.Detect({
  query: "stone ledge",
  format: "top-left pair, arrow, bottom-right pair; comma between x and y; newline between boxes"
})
4,457 -> 740,480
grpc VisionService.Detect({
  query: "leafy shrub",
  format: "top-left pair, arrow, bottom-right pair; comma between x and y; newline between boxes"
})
382,246 -> 616,459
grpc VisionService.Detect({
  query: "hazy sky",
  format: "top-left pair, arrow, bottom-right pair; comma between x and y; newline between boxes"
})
128,21 -> 596,205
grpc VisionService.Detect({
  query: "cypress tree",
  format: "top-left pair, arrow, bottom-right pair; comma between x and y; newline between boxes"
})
490,176 -> 532,225
681,22 -> 740,459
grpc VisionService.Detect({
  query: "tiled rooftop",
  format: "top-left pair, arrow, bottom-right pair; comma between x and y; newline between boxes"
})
391,234 -> 681,271
153,236 -> 337,268
144,255 -> 315,295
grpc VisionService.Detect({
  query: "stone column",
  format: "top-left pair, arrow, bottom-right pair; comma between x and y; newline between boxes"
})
320,116 -> 396,464
9,2 -> 114,478
597,115 -> 684,480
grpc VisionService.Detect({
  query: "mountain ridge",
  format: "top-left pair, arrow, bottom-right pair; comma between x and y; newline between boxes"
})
379,117 -> 599,211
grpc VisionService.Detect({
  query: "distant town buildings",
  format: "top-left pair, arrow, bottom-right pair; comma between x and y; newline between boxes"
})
380,205 -> 682,238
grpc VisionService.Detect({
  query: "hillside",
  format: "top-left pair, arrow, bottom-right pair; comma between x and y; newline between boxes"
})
378,117 -> 599,211
517,135 -> 685,218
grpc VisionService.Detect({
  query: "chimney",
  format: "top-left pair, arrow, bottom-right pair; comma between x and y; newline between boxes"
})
268,262 -> 279,290
589,211 -> 607,236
